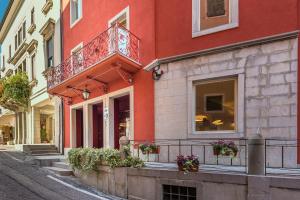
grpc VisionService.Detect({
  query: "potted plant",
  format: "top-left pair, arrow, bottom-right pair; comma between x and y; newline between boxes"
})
176,155 -> 199,173
211,140 -> 238,157
139,143 -> 160,154
210,140 -> 225,156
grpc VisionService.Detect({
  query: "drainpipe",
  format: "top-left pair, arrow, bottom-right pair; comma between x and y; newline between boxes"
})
59,0 -> 65,155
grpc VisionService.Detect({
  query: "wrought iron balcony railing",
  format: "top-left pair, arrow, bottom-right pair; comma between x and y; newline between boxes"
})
45,24 -> 140,90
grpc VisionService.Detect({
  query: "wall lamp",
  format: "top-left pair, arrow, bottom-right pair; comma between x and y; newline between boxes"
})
152,66 -> 164,80
82,88 -> 90,100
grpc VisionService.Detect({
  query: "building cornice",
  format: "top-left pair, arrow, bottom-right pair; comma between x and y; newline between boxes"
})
0,0 -> 24,43
144,31 -> 299,71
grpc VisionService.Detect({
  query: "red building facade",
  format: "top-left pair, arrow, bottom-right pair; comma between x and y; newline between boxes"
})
46,0 -> 156,150
46,0 -> 299,165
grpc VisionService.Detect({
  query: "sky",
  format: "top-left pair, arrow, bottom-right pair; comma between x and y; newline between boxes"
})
0,0 -> 9,22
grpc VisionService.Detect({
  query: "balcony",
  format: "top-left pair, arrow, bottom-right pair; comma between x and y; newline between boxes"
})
45,24 -> 141,99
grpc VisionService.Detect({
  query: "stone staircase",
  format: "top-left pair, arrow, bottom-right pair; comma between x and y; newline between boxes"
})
23,145 -> 59,156
44,161 -> 73,176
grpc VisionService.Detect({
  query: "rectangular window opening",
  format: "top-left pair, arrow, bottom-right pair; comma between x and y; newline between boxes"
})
163,185 -> 196,200
194,78 -> 236,132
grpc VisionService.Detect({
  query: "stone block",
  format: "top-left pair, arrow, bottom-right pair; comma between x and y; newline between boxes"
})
268,62 -> 290,74
270,52 -> 290,63
202,182 -> 247,200
246,87 -> 260,97
261,40 -> 290,54
235,46 -> 259,58
261,84 -> 289,96
208,52 -> 233,63
269,116 -> 296,127
267,105 -> 290,117
285,72 -> 297,83
246,66 -> 260,77
270,74 -> 285,85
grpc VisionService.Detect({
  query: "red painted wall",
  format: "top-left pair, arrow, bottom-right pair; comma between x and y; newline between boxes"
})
155,0 -> 298,58
62,0 -> 155,148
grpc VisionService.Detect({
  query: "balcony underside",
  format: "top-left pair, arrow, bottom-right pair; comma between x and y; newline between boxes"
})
48,53 -> 141,98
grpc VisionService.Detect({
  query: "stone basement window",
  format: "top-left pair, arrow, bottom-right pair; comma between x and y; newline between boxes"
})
163,185 -> 196,200
192,0 -> 239,37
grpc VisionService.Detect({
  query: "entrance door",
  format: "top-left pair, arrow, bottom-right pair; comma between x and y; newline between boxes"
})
76,109 -> 84,147
92,103 -> 103,148
114,95 -> 130,149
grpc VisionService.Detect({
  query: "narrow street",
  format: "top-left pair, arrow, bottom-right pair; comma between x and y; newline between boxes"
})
0,150 -> 119,200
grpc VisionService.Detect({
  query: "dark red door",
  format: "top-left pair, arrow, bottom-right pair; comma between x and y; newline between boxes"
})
76,109 -> 83,147
114,95 -> 130,149
93,103 -> 103,148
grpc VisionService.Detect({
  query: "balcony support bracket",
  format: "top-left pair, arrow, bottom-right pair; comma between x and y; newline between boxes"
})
86,76 -> 109,93
114,66 -> 133,84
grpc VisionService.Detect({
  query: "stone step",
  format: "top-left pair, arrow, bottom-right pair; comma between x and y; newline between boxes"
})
43,166 -> 73,176
23,145 -> 57,150
52,162 -> 71,170
31,152 -> 61,156
29,150 -> 59,155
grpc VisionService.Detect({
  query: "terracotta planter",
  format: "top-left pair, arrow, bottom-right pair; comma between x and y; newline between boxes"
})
150,146 -> 160,154
213,148 -> 220,156
178,164 -> 199,172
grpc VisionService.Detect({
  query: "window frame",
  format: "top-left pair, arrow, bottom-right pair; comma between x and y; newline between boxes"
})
70,0 -> 83,28
187,70 -> 245,138
46,36 -> 54,68
193,78 -> 237,134
31,53 -> 36,81
192,0 -> 239,37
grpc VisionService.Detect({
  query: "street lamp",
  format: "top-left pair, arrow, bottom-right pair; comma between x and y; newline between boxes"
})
82,88 -> 90,100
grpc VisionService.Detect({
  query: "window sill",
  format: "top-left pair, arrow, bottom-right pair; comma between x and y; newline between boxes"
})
188,131 -> 243,139
192,22 -> 238,38
70,16 -> 82,29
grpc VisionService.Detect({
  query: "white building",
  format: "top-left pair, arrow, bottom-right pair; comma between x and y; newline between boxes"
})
0,0 -> 62,151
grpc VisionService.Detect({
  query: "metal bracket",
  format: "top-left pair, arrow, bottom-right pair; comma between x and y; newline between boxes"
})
86,76 -> 109,93
53,93 -> 72,105
114,66 -> 133,84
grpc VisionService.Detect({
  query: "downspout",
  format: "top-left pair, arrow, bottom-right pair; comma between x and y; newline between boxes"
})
59,0 -> 65,155
297,0 -> 300,164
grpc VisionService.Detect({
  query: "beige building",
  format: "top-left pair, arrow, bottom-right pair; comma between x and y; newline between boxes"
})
0,0 -> 62,151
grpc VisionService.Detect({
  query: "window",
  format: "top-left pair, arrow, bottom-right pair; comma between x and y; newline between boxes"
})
9,45 -> 11,59
31,54 -> 36,80
17,59 -> 26,73
108,7 -> 130,55
46,36 -> 54,67
22,21 -> 26,40
192,0 -> 238,37
18,28 -> 22,46
2,56 -> 5,70
163,185 -> 196,200
71,43 -> 83,73
194,78 -> 236,132
31,8 -> 35,25
70,0 -> 82,26
14,34 -> 17,50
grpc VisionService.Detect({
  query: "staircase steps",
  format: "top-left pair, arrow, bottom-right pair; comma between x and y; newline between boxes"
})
52,161 -> 71,170
23,145 -> 59,155
44,166 -> 73,176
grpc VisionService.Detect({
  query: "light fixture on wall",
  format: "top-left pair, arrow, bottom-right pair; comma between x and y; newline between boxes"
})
82,86 -> 90,100
152,66 -> 164,80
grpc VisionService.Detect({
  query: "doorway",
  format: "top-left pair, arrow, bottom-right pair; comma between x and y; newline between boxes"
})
92,103 -> 103,148
76,108 -> 84,147
114,95 -> 130,149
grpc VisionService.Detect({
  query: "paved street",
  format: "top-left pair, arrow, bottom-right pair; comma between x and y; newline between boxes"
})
0,150 -> 119,200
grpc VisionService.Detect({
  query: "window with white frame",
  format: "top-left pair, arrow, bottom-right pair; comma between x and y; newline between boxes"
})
14,21 -> 27,50
70,0 -> 82,26
31,54 -> 36,80
192,0 -> 238,37
71,43 -> 83,73
46,36 -> 54,68
194,78 -> 236,132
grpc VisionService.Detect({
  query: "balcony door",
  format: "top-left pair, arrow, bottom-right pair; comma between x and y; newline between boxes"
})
108,7 -> 129,56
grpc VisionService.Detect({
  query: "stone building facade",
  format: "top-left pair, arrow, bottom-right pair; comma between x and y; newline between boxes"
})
154,37 -> 298,167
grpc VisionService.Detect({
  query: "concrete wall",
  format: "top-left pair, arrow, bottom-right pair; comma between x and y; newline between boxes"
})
73,166 -> 300,200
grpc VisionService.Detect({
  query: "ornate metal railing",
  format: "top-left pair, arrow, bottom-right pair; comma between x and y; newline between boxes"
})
45,24 -> 140,90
